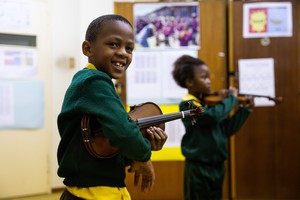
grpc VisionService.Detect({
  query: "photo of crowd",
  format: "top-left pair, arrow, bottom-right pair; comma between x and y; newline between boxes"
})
134,3 -> 199,49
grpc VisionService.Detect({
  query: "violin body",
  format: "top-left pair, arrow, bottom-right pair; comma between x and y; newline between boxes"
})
81,115 -> 118,159
81,102 -> 203,159
128,102 -> 165,138
81,102 -> 162,159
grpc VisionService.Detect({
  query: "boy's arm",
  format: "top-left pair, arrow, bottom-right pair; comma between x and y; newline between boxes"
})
78,74 -> 152,161
225,107 -> 252,136
225,96 -> 254,136
180,95 -> 238,127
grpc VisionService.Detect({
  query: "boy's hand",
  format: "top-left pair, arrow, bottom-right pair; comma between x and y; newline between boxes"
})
146,126 -> 168,151
244,96 -> 255,109
128,160 -> 155,192
228,86 -> 238,98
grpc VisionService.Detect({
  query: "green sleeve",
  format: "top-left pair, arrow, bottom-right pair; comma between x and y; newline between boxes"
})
75,71 -> 151,162
180,95 -> 238,127
225,107 -> 251,136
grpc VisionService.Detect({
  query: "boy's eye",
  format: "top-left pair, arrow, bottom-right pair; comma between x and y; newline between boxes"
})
109,43 -> 118,48
126,47 -> 134,54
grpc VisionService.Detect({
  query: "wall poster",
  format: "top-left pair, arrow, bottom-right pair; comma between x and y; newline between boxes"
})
0,46 -> 37,79
243,2 -> 292,38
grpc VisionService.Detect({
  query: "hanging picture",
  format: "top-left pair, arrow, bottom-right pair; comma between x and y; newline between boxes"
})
133,2 -> 200,49
243,2 -> 292,38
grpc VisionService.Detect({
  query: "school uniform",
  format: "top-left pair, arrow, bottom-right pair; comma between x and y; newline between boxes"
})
179,93 -> 251,200
57,63 -> 151,200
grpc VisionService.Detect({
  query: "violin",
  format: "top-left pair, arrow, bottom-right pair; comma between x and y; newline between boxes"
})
81,102 -> 204,159
203,91 -> 283,106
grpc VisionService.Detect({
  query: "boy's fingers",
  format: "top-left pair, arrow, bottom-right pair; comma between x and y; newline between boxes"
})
141,174 -> 154,192
134,172 -> 140,186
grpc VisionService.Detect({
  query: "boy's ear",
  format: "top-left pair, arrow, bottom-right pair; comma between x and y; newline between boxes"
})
185,78 -> 194,88
82,40 -> 92,56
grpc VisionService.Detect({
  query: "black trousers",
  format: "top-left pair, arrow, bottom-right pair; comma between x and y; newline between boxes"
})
60,189 -> 85,200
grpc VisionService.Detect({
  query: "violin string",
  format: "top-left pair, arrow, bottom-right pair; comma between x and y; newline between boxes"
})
137,111 -> 192,128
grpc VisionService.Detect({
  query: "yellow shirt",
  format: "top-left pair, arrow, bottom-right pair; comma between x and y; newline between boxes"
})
67,186 -> 131,200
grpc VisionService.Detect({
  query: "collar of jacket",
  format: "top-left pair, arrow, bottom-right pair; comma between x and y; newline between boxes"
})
182,93 -> 202,107
182,93 -> 199,101
85,63 -> 97,70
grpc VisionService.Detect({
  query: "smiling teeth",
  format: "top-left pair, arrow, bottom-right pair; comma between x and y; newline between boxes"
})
115,62 -> 121,67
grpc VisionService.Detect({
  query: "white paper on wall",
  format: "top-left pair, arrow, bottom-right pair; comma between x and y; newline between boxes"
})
238,58 -> 275,107
127,49 -> 197,105
0,0 -> 31,31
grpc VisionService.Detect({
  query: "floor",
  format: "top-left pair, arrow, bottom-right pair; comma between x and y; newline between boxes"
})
8,190 -> 63,200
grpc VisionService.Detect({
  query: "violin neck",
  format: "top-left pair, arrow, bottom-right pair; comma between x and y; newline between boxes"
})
238,93 -> 283,103
238,93 -> 269,98
136,110 -> 193,129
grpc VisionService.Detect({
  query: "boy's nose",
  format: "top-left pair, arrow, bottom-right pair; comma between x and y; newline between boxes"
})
116,47 -> 127,57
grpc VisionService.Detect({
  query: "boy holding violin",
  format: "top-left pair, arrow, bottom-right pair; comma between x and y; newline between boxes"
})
57,14 -> 168,200
172,55 -> 254,200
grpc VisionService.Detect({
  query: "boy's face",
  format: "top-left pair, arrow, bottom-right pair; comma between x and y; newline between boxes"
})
190,65 -> 211,96
83,21 -> 134,79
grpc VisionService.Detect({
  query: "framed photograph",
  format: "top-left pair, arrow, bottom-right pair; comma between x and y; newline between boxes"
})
133,2 -> 200,49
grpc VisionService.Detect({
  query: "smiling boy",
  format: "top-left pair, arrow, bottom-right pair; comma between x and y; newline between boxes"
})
57,14 -> 167,200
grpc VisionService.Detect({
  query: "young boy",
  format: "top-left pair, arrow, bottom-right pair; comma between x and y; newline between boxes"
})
57,14 -> 168,200
172,55 -> 253,200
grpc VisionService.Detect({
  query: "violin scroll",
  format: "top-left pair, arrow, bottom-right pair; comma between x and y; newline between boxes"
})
267,96 -> 283,104
190,106 -> 205,115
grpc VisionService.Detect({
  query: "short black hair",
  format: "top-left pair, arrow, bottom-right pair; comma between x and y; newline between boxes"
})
172,55 -> 206,88
85,14 -> 132,42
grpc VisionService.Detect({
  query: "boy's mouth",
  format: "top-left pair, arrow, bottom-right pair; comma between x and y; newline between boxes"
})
112,62 -> 125,70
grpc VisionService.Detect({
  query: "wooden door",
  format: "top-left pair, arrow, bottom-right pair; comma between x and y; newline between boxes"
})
198,0 -> 230,198
229,0 -> 300,199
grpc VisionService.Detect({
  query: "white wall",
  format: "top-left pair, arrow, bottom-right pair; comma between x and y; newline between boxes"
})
0,0 -> 115,198
0,0 -> 51,198
50,0 -> 81,189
